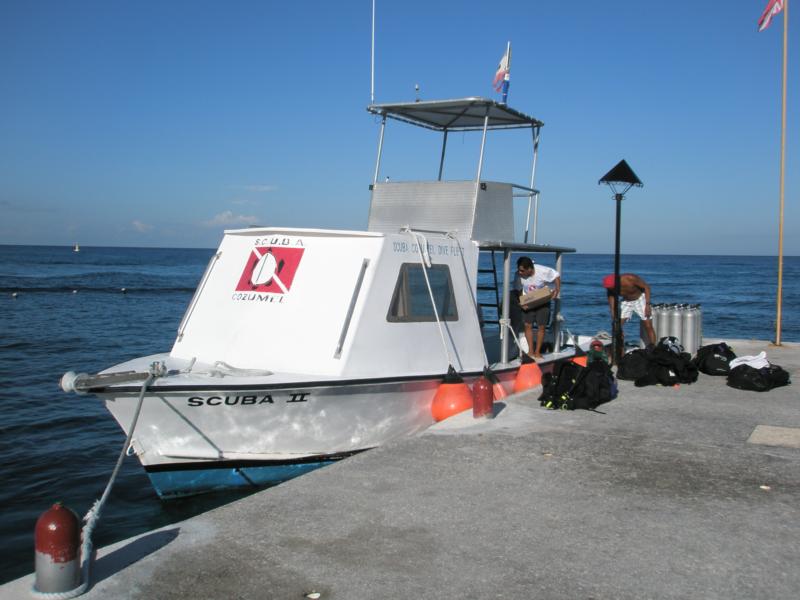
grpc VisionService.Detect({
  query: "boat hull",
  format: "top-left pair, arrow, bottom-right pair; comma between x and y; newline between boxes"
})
101,369 -> 519,498
144,452 -> 362,498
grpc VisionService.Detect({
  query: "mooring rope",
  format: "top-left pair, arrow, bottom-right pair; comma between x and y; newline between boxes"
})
446,233 -> 491,368
32,361 -> 165,599
403,228 -> 454,369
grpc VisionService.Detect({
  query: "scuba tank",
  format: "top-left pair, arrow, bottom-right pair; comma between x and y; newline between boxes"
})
695,303 -> 703,350
681,305 -> 698,357
654,303 -> 670,340
668,303 -> 683,342
651,303 -> 661,339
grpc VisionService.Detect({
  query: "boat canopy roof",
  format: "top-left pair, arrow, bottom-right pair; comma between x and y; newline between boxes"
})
477,240 -> 575,254
367,97 -> 543,132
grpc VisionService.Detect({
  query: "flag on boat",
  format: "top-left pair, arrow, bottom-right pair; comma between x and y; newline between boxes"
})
758,0 -> 784,31
493,46 -> 510,92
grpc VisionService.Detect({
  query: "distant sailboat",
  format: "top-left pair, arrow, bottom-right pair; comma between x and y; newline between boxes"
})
73,244 -> 80,252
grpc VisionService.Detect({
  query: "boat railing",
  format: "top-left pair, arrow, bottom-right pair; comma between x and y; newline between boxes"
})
509,183 -> 541,245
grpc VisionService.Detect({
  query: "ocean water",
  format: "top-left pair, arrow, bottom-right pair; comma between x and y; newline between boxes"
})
1,245 -> 797,583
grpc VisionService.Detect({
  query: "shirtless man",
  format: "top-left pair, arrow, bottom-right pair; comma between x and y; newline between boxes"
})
602,273 -> 656,346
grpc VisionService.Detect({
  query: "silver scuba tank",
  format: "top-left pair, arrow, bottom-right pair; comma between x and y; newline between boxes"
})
651,303 -> 661,338
654,303 -> 670,341
681,305 -> 698,356
668,303 -> 683,342
695,303 -> 703,349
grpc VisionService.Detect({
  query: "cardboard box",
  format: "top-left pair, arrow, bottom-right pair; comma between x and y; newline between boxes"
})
520,287 -> 552,308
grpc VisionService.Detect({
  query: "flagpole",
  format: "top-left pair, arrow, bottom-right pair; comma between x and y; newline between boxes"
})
501,41 -> 511,105
775,0 -> 788,345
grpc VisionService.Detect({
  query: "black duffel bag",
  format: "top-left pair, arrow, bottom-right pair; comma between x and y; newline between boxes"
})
727,364 -> 791,392
616,348 -> 651,381
692,342 -> 737,376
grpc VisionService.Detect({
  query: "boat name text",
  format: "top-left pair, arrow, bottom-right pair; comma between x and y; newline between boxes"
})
187,393 -> 310,407
392,241 -> 462,256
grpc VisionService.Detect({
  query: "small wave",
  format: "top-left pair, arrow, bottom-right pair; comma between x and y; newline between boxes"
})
0,414 -> 109,438
0,340 -> 34,350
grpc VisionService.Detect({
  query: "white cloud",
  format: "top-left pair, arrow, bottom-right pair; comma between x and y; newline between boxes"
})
239,184 -> 277,193
202,211 -> 259,227
132,220 -> 153,233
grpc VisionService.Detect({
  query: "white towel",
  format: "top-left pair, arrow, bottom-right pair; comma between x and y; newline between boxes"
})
729,351 -> 769,370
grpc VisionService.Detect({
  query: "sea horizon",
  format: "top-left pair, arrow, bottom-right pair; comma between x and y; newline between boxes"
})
1,243 -> 797,259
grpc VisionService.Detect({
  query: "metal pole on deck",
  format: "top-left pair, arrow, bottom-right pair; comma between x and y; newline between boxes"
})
373,115 -> 386,185
526,126 -> 540,244
475,109 -> 490,182
474,108 -> 491,215
438,129 -> 448,181
553,251 -> 563,352
500,249 -> 512,364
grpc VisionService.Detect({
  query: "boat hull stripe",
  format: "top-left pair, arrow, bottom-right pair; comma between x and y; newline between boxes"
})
143,450 -> 367,473
87,365 -> 522,394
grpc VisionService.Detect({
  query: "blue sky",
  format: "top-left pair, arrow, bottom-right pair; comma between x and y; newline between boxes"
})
0,0 -> 797,254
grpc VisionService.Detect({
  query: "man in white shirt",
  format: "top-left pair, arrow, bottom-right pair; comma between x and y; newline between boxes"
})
512,256 -> 561,359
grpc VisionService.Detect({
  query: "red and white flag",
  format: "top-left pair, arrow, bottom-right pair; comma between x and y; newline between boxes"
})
758,0 -> 784,32
493,47 -> 510,92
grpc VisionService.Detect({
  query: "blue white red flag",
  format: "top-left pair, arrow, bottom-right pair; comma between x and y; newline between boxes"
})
493,48 -> 510,92
758,0 -> 784,32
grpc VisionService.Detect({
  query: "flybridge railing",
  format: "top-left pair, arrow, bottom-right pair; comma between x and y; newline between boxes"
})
510,183 -> 540,245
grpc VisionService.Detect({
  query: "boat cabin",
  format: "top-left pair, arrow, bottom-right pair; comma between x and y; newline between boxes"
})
169,98 -> 574,379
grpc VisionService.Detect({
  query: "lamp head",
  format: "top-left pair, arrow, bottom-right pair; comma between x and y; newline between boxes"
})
599,159 -> 642,197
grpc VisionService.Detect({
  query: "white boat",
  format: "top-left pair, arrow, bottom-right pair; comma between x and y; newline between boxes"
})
61,98 -> 590,499
73,244 -> 80,252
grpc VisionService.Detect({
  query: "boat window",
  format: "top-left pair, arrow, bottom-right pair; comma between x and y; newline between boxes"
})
387,263 -> 458,322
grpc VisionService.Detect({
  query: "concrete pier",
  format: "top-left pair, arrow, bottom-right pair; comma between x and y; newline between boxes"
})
3,339 -> 798,599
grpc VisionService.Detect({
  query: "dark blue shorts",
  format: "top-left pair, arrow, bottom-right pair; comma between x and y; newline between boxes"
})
511,294 -> 550,328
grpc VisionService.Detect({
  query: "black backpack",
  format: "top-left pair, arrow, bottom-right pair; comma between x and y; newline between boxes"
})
727,364 -> 791,392
692,342 -> 737,375
617,348 -> 651,381
539,359 -> 618,411
539,360 -> 584,410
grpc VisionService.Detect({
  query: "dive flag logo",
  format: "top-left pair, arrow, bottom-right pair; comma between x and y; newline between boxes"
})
235,246 -> 305,294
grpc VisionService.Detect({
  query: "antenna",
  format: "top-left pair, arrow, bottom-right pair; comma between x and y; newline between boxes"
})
371,0 -> 376,103
415,83 -> 420,102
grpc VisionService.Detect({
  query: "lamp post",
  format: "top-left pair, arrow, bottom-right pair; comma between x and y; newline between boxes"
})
599,159 -> 643,365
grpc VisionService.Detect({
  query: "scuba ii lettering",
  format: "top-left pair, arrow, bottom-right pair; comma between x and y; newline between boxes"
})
186,392 -> 310,407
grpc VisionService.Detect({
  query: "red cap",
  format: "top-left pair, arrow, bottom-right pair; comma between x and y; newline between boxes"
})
602,274 -> 616,289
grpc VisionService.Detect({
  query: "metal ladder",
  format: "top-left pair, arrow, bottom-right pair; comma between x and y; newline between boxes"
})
477,250 -> 502,327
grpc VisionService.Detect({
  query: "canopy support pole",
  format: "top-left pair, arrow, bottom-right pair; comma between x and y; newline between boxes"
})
500,248 -> 512,364
438,129 -> 448,181
372,115 -> 387,185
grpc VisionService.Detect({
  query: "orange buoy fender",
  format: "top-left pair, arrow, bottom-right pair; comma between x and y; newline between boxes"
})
431,367 -> 473,422
472,370 -> 494,419
513,354 -> 542,393
34,502 -> 81,593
